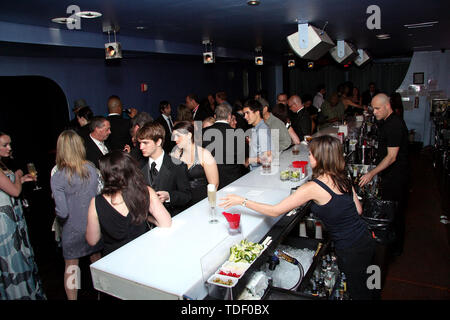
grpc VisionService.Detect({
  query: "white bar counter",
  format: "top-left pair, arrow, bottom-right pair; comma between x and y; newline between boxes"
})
90,144 -> 312,300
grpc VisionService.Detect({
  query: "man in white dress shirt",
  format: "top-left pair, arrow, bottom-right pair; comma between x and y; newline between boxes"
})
313,84 -> 326,112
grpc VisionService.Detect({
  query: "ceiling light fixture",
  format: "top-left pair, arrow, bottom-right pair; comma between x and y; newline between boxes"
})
404,21 -> 438,29
51,17 -> 77,24
376,34 -> 391,40
105,30 -> 122,59
75,11 -> 102,19
255,46 -> 263,65
247,0 -> 260,6
288,59 -> 296,68
202,40 -> 215,64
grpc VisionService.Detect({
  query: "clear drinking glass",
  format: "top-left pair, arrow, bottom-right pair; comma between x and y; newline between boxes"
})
207,184 -> 218,224
27,162 -> 42,190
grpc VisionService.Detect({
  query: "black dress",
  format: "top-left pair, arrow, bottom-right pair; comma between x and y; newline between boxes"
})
185,146 -> 208,205
95,195 -> 148,256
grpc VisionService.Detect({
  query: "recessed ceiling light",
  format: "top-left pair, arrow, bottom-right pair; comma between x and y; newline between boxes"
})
136,26 -> 147,30
75,11 -> 102,19
247,0 -> 260,6
51,17 -> 77,24
376,34 -> 391,40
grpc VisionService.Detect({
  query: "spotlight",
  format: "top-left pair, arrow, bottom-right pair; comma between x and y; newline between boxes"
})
307,61 -> 314,68
203,52 -> 215,64
105,42 -> 122,59
202,40 -> 215,64
255,56 -> 264,65
255,46 -> 263,65
288,60 -> 296,68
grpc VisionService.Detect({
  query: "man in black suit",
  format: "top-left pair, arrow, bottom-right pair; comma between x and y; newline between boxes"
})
137,121 -> 191,216
84,116 -> 111,168
185,93 -> 211,122
362,82 -> 380,106
155,100 -> 176,154
203,103 -> 246,190
105,95 -> 132,151
287,95 -> 312,141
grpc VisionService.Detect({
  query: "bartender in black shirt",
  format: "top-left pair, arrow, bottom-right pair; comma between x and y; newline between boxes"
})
359,93 -> 409,256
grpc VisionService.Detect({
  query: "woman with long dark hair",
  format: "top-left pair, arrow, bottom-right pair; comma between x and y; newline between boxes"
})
50,130 -> 103,300
220,135 -> 375,300
171,121 -> 218,205
0,132 -> 46,300
86,151 -> 171,256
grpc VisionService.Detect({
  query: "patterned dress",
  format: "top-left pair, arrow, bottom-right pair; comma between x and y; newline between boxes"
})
0,170 -> 46,300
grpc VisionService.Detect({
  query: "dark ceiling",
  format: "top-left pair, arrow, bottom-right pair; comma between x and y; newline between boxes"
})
0,0 -> 449,59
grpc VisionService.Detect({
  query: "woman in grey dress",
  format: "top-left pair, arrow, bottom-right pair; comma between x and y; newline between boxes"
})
50,130 -> 103,300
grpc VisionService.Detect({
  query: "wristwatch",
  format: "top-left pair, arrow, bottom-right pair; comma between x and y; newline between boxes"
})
242,198 -> 248,207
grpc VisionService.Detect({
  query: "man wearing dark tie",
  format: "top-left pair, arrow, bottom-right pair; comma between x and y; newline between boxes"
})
84,116 -> 111,168
155,100 -> 176,154
137,121 -> 191,216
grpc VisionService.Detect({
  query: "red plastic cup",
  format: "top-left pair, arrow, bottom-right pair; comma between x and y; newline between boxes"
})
222,212 -> 241,230
292,161 -> 308,174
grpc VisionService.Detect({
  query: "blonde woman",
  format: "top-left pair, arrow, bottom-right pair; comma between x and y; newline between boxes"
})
50,130 -> 103,300
171,121 -> 219,205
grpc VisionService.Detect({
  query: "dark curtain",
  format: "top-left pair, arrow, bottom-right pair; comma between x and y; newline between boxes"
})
288,60 -> 410,97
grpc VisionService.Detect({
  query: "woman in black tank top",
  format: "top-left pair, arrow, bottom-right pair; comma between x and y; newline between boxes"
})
86,151 -> 172,256
220,135 -> 375,300
171,121 -> 219,205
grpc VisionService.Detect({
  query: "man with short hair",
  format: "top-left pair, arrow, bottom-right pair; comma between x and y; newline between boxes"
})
105,95 -> 132,151
276,93 -> 288,106
313,84 -> 326,112
84,116 -> 111,168
360,93 -> 409,256
319,93 -> 347,127
155,100 -> 176,153
243,99 -> 271,170
185,93 -> 210,121
203,103 -> 245,189
137,121 -> 191,216
125,111 -> 153,168
215,91 -> 232,109
258,98 -> 292,152
287,95 -> 312,141
362,82 -> 380,106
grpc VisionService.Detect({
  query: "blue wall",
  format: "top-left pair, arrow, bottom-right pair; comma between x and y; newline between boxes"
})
0,53 -> 267,120
398,51 -> 450,145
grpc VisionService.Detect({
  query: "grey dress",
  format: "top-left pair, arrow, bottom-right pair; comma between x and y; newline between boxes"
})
50,163 -> 103,259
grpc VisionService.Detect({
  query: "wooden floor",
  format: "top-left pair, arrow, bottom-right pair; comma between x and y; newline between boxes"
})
23,147 -> 450,300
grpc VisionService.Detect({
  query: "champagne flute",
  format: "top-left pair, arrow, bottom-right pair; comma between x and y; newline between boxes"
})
207,184 -> 218,224
27,163 -> 42,190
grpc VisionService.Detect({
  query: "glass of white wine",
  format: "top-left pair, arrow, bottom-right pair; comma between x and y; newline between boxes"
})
207,184 -> 218,224
27,162 -> 42,190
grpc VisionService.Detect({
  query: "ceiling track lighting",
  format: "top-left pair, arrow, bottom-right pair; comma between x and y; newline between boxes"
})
105,30 -> 122,59
255,46 -> 263,66
202,40 -> 215,64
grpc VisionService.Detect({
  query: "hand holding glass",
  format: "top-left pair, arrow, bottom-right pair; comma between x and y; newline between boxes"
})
27,163 -> 42,190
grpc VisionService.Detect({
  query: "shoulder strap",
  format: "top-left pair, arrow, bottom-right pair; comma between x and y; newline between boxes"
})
312,179 -> 336,197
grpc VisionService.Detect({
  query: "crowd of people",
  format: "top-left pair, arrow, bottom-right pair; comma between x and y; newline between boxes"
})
0,83 -> 407,300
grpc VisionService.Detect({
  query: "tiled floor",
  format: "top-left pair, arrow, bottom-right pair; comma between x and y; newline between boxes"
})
22,147 -> 450,300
